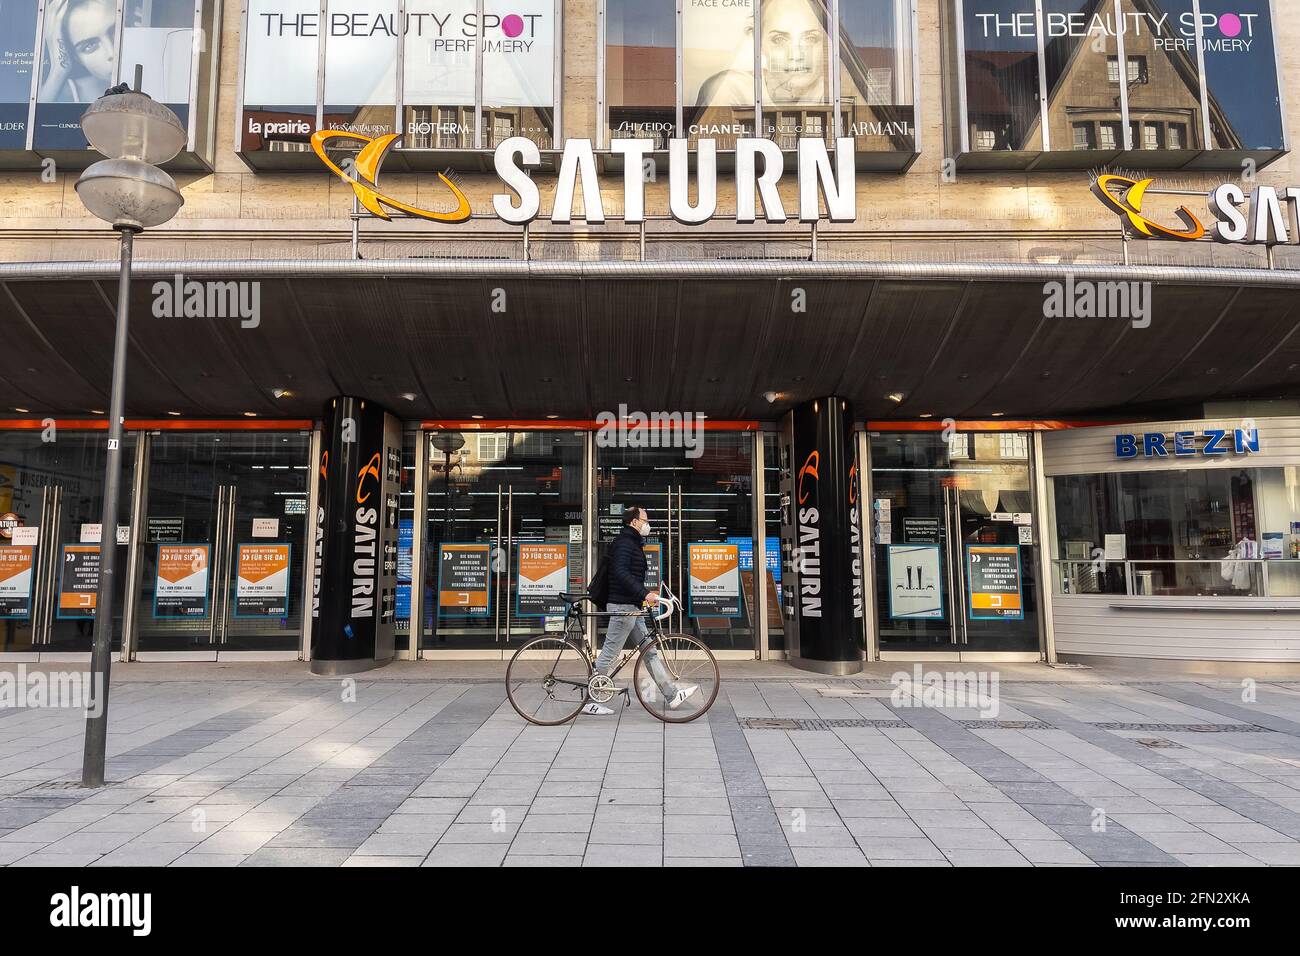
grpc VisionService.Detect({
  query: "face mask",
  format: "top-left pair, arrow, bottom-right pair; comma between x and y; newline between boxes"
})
636,520 -> 651,537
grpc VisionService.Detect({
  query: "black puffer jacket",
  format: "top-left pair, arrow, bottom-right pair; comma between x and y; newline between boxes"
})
607,524 -> 650,606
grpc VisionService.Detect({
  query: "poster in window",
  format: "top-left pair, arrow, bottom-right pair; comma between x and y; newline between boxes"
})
887,544 -> 943,620
154,544 -> 209,617
0,546 -> 34,619
235,543 -> 291,617
687,543 -> 740,618
966,544 -> 1023,620
516,542 -> 568,617
437,543 -> 491,617
57,545 -> 100,619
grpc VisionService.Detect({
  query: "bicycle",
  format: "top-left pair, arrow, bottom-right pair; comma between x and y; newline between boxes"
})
505,583 -> 720,726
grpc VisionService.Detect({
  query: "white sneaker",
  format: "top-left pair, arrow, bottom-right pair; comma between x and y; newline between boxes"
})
581,702 -> 615,716
668,685 -> 700,710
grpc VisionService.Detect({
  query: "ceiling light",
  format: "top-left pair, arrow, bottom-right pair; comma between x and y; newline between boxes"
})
400,392 -> 417,402
167,411 -> 181,416
919,413 -> 933,419
13,407 -> 29,413
886,393 -> 904,403
991,412 -> 1005,417
243,411 -> 257,417
546,414 -> 559,419
271,388 -> 294,399
471,415 -> 484,420
90,409 -> 105,414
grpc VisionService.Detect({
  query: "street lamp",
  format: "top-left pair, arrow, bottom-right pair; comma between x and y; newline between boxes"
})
75,68 -> 185,788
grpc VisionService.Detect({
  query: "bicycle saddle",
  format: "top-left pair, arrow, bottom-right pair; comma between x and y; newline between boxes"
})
559,591 -> 591,604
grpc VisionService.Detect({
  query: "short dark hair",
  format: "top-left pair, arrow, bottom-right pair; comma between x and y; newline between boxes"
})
622,506 -> 644,526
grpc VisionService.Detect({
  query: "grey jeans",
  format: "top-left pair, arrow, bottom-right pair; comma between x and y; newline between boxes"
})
594,604 -> 678,700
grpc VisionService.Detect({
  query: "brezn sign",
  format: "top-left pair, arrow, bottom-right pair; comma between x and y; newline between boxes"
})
1094,174 -> 1300,245
312,133 -> 859,226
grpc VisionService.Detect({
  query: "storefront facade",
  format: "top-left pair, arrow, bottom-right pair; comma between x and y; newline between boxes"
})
1,1 -> 1299,670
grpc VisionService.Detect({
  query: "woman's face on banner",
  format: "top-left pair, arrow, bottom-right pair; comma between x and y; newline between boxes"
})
67,0 -> 117,83
760,0 -> 827,104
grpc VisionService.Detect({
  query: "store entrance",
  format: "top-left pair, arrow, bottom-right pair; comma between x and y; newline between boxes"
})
871,431 -> 1041,657
134,431 -> 311,659
594,433 -> 757,653
422,431 -> 586,656
0,431 -> 134,657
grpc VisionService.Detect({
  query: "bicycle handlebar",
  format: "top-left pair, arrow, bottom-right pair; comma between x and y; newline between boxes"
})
650,583 -> 680,621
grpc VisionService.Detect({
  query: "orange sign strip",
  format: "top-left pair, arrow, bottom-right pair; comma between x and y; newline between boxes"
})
866,420 -> 1129,432
0,419 -> 313,431
422,419 -> 760,432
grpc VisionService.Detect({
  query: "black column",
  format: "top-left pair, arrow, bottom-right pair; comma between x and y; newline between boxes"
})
778,396 -> 864,674
311,396 -> 401,675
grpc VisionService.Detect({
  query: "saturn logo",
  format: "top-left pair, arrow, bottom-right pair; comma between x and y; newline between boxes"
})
797,451 -> 820,505
356,452 -> 382,505
311,131 -> 472,223
1092,174 -> 1205,241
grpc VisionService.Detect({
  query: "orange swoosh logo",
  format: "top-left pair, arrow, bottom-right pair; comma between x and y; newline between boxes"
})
797,451 -> 820,505
1092,174 -> 1205,241
356,452 -> 382,505
311,131 -> 472,223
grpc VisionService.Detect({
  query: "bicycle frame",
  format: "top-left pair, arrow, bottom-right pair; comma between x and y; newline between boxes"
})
551,585 -> 682,690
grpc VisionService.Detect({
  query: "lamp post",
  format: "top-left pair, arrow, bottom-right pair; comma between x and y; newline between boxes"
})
75,67 -> 185,788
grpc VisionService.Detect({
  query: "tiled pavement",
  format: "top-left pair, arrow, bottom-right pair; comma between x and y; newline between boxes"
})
3,661 -> 1300,866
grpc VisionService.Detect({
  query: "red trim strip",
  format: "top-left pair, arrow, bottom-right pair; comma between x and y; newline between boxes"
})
865,420 -> 1129,432
0,419 -> 314,431
422,419 -> 761,432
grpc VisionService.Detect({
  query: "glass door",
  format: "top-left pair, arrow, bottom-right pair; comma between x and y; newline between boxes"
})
0,430 -> 135,656
135,432 -> 311,657
422,431 -> 586,656
594,433 -> 756,653
871,431 -> 1041,656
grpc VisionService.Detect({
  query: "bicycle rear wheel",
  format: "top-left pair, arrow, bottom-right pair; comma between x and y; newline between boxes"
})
633,633 -> 720,723
506,637 -> 592,726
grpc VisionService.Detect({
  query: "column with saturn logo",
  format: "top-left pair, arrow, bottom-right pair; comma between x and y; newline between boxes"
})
312,397 -> 402,675
778,397 -> 865,674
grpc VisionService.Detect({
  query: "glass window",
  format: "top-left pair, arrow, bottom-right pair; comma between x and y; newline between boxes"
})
1071,121 -> 1092,149
606,0 -> 676,146
683,0 -> 756,148
839,0 -> 916,154
759,0 -> 833,147
595,433 -> 755,653
403,0 -> 476,148
1051,467 -> 1300,598
0,430 -> 136,654
1123,0 -> 1200,154
0,1 -> 38,150
34,0 -> 197,150
322,0 -> 398,138
1143,122 -> 1160,149
121,0 -> 195,123
960,0 -> 1041,152
762,432 -> 787,651
1200,0 -> 1285,151
1041,0 -> 1119,154
423,431 -> 585,652
481,0 -> 556,151
241,0 -> 320,152
395,430 -> 416,651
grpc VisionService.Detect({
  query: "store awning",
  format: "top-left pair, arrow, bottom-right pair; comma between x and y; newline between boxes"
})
0,258 -> 1297,422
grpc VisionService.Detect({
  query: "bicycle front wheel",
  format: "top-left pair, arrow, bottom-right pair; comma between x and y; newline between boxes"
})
633,634 -> 720,723
506,637 -> 592,726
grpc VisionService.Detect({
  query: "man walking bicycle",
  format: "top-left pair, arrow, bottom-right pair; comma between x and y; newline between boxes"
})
581,506 -> 699,716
